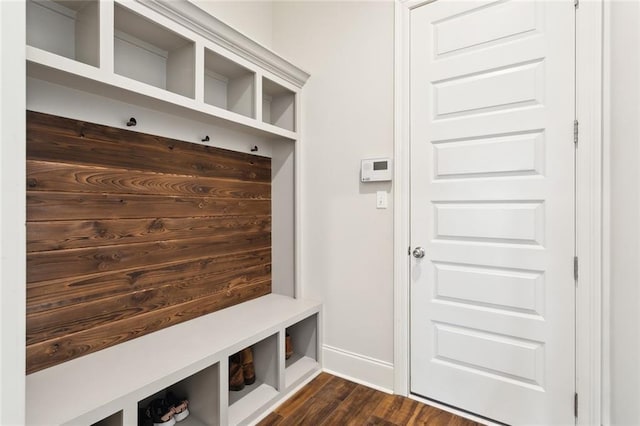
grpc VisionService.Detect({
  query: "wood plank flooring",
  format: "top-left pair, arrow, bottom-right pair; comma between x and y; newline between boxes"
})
257,373 -> 483,426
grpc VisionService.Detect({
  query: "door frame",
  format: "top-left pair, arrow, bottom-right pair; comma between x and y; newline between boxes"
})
392,1 -> 605,424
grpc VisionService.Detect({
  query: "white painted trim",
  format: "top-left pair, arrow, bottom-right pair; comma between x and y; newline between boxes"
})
402,0 -> 435,10
141,0 -> 310,88
322,345 -> 394,393
322,368 -> 393,396
394,0 -> 605,423
0,2 -> 26,424
576,1 -> 604,425
393,0 -> 411,397
294,89 -> 303,299
600,1 -> 612,423
32,0 -> 77,19
99,1 -> 114,73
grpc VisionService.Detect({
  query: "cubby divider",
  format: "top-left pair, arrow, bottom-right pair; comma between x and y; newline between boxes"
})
26,0 -> 100,67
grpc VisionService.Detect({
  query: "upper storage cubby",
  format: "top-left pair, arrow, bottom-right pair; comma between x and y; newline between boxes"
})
204,49 -> 255,119
114,4 -> 195,99
262,77 -> 296,132
26,1 -> 308,140
26,0 -> 100,67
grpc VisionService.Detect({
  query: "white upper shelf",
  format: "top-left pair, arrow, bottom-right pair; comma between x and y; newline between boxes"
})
26,0 -> 310,141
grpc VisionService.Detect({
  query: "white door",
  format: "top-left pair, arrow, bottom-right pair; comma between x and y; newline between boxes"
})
410,1 -> 575,424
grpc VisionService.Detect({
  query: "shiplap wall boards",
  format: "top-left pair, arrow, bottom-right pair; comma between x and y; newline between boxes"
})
25,111 -> 272,374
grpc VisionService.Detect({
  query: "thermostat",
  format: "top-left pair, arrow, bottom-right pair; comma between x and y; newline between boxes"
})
361,158 -> 392,182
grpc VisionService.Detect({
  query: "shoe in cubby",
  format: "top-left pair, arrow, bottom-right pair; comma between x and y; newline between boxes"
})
285,313 -> 319,389
137,363 -> 219,426
228,334 -> 279,425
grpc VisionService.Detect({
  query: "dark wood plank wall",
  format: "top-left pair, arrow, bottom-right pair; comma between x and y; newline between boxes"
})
26,111 -> 272,374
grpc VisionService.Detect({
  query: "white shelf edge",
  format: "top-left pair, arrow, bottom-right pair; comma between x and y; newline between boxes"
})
285,354 -> 321,389
26,46 -> 299,142
26,294 -> 321,426
228,383 -> 279,426
171,414 -> 208,426
260,120 -> 296,137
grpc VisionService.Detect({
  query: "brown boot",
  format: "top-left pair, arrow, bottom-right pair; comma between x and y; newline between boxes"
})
285,333 -> 294,360
229,352 -> 245,391
241,347 -> 256,385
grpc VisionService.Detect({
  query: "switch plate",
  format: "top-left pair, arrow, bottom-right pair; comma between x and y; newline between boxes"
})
376,191 -> 388,209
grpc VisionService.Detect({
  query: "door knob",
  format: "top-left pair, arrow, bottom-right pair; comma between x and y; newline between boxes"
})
412,247 -> 426,259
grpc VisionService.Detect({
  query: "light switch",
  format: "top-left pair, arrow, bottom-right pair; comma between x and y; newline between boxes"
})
376,191 -> 388,209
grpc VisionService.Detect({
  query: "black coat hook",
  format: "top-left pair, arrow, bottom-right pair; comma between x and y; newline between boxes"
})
250,145 -> 258,152
126,117 -> 137,127
202,135 -> 210,142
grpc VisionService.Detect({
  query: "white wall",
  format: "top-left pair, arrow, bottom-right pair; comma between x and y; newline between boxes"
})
0,1 -> 26,424
191,1 -> 273,49
272,1 -> 396,390
607,1 -> 640,424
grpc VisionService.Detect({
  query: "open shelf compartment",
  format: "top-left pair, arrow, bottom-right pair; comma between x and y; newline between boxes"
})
228,333 -> 279,425
138,364 -> 220,426
262,77 -> 296,132
114,3 -> 195,99
90,410 -> 122,426
26,0 -> 100,67
204,49 -> 255,118
285,313 -> 319,388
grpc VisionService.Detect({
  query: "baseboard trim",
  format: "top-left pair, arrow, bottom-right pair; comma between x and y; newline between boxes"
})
322,344 -> 394,393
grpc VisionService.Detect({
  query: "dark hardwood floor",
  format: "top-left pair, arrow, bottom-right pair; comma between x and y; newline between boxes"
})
257,373 -> 483,426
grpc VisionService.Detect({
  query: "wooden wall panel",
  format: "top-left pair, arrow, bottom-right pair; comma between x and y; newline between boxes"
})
26,111 -> 272,374
27,160 -> 271,198
27,216 -> 272,252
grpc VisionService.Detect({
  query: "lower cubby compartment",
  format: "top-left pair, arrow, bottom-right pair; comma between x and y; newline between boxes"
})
138,364 -> 220,426
228,334 -> 279,425
91,410 -> 123,426
285,313 -> 319,388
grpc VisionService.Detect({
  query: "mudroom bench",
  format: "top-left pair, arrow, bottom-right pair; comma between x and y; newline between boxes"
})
26,294 -> 321,425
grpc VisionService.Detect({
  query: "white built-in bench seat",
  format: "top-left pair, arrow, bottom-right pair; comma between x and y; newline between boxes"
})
26,294 -> 321,426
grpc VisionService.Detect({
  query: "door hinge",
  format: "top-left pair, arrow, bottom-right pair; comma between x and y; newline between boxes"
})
574,120 -> 579,145
574,392 -> 579,418
574,256 -> 579,282
408,246 -> 411,256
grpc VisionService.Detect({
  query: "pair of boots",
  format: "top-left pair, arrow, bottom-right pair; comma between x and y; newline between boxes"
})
229,347 -> 255,391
